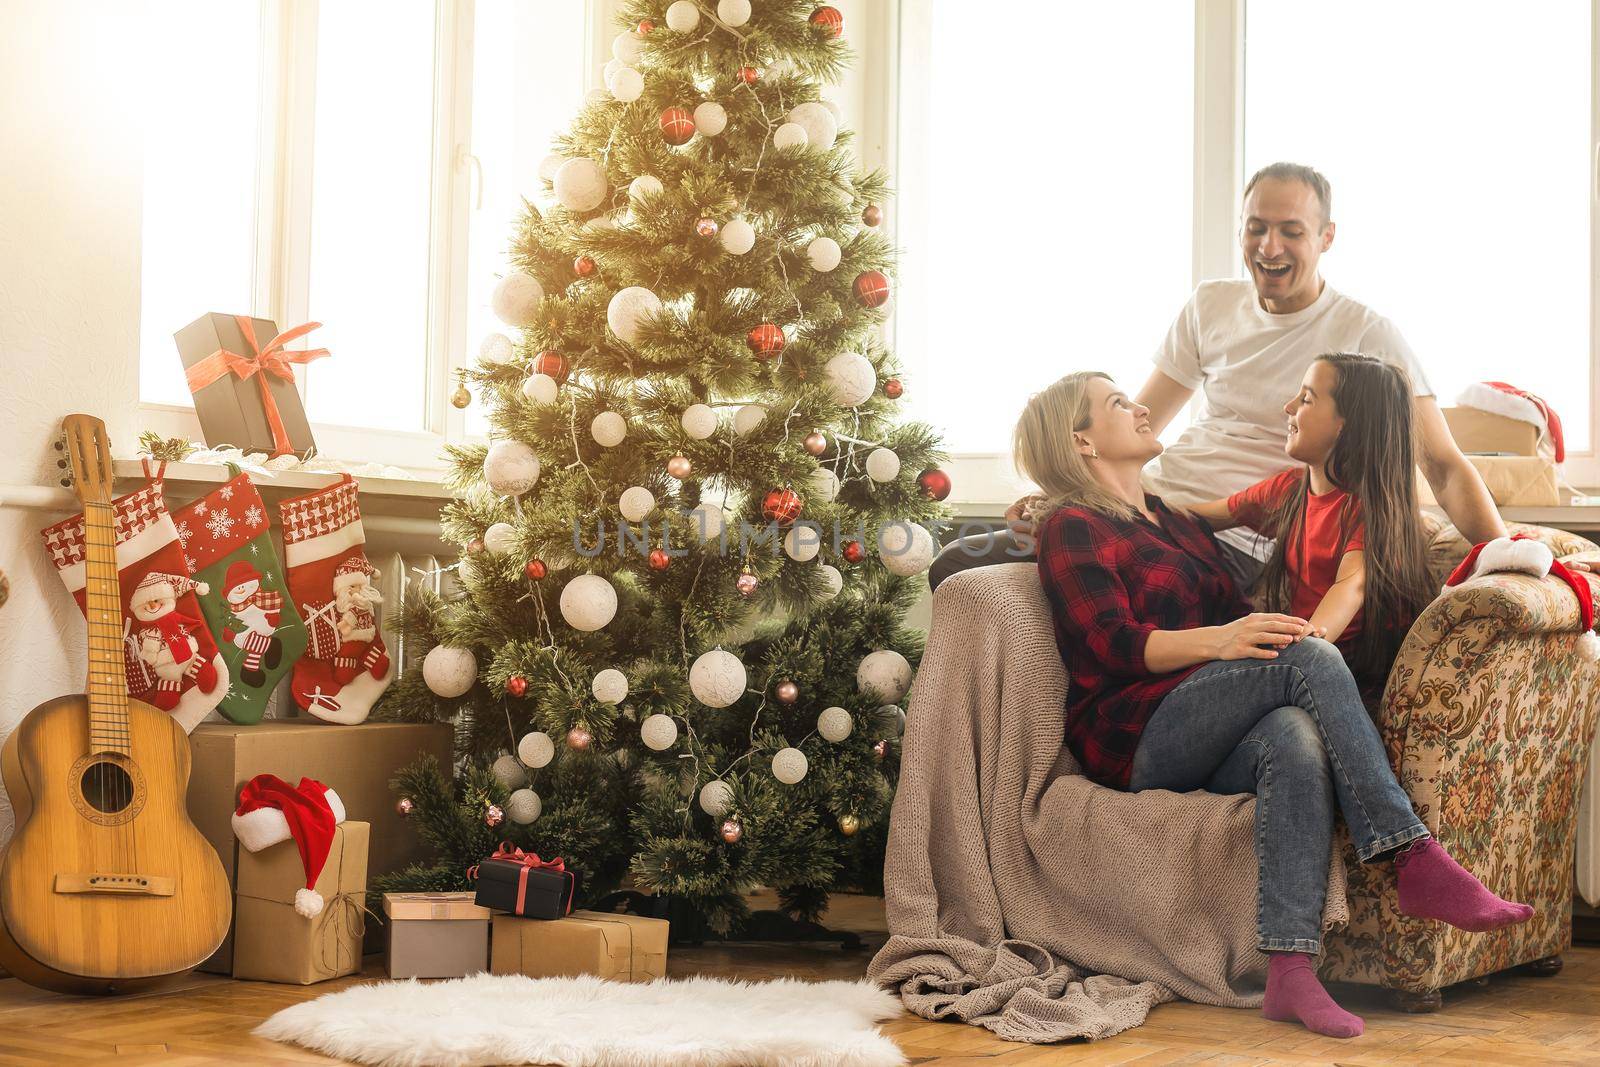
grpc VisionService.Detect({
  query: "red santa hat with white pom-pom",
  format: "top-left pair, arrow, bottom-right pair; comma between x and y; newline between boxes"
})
1444,534 -> 1598,661
232,774 -> 346,918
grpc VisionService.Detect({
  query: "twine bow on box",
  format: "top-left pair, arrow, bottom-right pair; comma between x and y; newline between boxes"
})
184,315 -> 329,457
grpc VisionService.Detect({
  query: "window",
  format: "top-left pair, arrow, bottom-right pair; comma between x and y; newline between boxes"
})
1245,0 -> 1593,450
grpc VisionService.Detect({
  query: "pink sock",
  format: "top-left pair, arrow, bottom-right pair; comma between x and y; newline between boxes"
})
1262,952 -> 1363,1038
1395,838 -> 1534,932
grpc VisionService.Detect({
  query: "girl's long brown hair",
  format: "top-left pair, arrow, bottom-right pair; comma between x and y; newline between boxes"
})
1257,353 -> 1434,688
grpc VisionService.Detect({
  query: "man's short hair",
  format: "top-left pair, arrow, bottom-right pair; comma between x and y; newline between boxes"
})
1243,162 -> 1332,227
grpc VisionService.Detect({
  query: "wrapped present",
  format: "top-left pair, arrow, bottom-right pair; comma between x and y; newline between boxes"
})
1420,455 -> 1561,508
175,312 -> 324,458
233,821 -> 369,984
383,893 -> 491,980
490,910 -> 669,983
1444,406 -> 1540,457
471,842 -> 580,919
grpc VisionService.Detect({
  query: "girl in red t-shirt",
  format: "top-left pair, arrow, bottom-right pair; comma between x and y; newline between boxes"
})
1189,353 -> 1435,690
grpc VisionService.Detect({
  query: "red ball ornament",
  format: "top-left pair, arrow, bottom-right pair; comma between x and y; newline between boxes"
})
485,803 -> 505,828
396,797 -> 415,817
695,217 -> 719,238
736,570 -> 759,596
746,323 -> 785,358
567,725 -> 593,750
917,467 -> 952,502
648,548 -> 671,571
883,378 -> 903,399
574,254 -> 597,277
531,350 -> 569,383
853,269 -> 891,309
802,431 -> 827,456
667,455 -> 692,479
720,818 -> 744,844
761,488 -> 803,524
506,675 -> 528,697
660,107 -> 696,145
524,559 -> 548,581
809,6 -> 844,37
738,66 -> 760,85
775,680 -> 799,704
842,540 -> 865,563
636,18 -> 654,33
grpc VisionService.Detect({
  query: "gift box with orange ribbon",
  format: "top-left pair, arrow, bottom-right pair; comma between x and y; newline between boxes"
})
174,312 -> 327,458
470,842 -> 582,919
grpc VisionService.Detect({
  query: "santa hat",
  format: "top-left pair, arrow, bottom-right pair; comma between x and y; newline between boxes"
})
1444,534 -> 1597,660
133,571 -> 209,602
1456,382 -> 1565,463
222,560 -> 263,602
332,556 -> 379,595
232,774 -> 346,918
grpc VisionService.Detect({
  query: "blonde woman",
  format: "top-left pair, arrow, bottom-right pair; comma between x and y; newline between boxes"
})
1016,371 -> 1532,1040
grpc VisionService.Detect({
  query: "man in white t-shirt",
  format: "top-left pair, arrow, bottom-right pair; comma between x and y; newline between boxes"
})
929,162 -> 1505,592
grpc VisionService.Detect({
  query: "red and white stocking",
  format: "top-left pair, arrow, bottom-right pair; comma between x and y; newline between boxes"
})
280,475 -> 391,723
40,478 -> 229,732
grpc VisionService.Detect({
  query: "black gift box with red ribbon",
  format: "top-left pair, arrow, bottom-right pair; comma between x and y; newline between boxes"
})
470,843 -> 581,919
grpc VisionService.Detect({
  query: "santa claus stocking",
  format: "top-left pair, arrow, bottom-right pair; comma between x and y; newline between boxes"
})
40,476 -> 229,732
172,466 -> 307,724
279,474 -> 391,724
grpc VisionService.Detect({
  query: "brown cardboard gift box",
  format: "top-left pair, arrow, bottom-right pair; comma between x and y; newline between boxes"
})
384,893 -> 492,979
234,822 -> 369,984
491,910 -> 669,982
187,720 -> 454,972
1419,455 -> 1561,508
173,312 -> 320,458
1443,406 -> 1540,456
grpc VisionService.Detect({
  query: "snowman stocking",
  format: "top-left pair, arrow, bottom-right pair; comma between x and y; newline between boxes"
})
172,466 -> 307,723
279,474 -> 392,724
40,476 -> 229,732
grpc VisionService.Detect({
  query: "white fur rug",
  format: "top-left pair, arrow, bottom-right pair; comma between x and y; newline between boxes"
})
254,973 -> 907,1067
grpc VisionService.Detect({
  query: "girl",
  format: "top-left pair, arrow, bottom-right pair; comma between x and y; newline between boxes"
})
1187,353 -> 1435,694
1019,370 -> 1532,1040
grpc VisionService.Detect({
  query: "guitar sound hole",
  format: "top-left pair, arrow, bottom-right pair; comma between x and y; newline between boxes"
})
79,761 -> 134,814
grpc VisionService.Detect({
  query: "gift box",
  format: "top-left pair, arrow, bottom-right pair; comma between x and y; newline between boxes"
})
234,821 -> 369,984
490,911 -> 669,982
174,312 -> 324,458
471,843 -> 581,919
1419,455 -> 1561,508
1444,406 -> 1540,456
187,720 -> 454,972
383,893 -> 491,980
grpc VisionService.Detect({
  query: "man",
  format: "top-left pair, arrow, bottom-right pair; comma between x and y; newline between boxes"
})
929,162 -> 1505,593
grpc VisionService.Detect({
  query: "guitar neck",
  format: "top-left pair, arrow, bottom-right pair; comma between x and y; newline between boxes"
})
82,501 -> 131,756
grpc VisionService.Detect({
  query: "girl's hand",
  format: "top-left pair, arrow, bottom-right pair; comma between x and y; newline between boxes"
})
1294,619 -> 1327,641
1213,613 -> 1314,660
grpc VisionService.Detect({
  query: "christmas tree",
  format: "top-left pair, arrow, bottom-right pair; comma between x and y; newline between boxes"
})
373,0 -> 951,935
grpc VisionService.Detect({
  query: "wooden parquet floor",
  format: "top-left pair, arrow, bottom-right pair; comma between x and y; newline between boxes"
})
0,893 -> 1596,1066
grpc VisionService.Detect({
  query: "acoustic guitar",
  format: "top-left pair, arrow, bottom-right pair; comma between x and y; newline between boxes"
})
0,415 -> 231,994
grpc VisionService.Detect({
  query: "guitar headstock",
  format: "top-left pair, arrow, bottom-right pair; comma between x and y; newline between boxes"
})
60,414 -> 114,508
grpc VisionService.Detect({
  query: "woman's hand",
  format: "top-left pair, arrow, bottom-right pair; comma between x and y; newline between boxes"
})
1212,613 -> 1316,660
1005,494 -> 1048,546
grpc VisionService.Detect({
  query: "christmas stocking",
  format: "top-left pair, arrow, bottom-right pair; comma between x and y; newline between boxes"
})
172,465 -> 307,724
40,476 -> 229,732
279,474 -> 392,724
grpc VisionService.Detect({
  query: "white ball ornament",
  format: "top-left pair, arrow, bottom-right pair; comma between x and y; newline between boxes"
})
865,447 -> 901,483
665,0 -> 701,31
818,706 -> 853,743
491,271 -> 544,326
783,523 -> 821,562
772,747 -> 808,785
554,158 -> 608,212
809,466 -> 840,502
518,730 -> 555,768
806,236 -> 842,272
773,123 -> 808,150
815,563 -> 843,601
422,645 -> 478,698
591,410 -> 628,447
693,101 -> 727,136
592,668 -> 629,704
681,403 -> 718,440
733,404 -> 767,436
619,486 -> 656,523
858,649 -> 912,703
612,30 -> 644,64
690,648 -> 747,708
522,373 -> 559,405
559,574 -> 618,631
602,58 -> 624,90
719,217 -> 755,255
690,502 -> 727,542
640,714 -> 679,751
506,788 -> 542,824
492,754 -> 528,790
824,352 -> 876,407
483,522 -> 518,556
787,102 -> 837,151
610,65 -> 644,103
607,286 -> 663,344
584,88 -> 609,106
480,333 -> 514,365
628,175 -> 664,203
699,779 -> 733,817
483,441 -> 541,495
538,154 -> 567,181
820,99 -> 843,122
716,0 -> 751,27
877,520 -> 936,577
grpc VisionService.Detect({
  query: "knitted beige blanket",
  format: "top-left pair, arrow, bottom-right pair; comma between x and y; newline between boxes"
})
867,564 -> 1348,1042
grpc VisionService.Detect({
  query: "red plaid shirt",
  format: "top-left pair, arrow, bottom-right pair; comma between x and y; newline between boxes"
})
1037,496 -> 1253,789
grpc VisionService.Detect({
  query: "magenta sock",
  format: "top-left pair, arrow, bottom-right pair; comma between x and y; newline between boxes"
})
1262,952 -> 1363,1038
1394,838 -> 1534,932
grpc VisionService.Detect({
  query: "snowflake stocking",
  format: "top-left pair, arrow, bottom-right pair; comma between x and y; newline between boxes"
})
171,466 -> 306,723
40,477 -> 229,732
279,474 -> 392,723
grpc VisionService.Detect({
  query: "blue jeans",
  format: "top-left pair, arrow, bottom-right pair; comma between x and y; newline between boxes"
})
1127,638 -> 1428,954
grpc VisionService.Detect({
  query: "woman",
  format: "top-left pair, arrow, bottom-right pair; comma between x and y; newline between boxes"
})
1016,371 -> 1532,1039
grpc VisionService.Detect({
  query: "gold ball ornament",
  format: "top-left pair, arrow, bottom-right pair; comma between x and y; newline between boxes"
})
803,431 -> 827,456
567,725 -> 594,751
720,818 -> 743,844
839,813 -> 860,836
396,797 -> 415,817
451,383 -> 472,409
667,455 -> 692,479
862,204 -> 882,227
485,803 -> 505,828
775,680 -> 799,704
